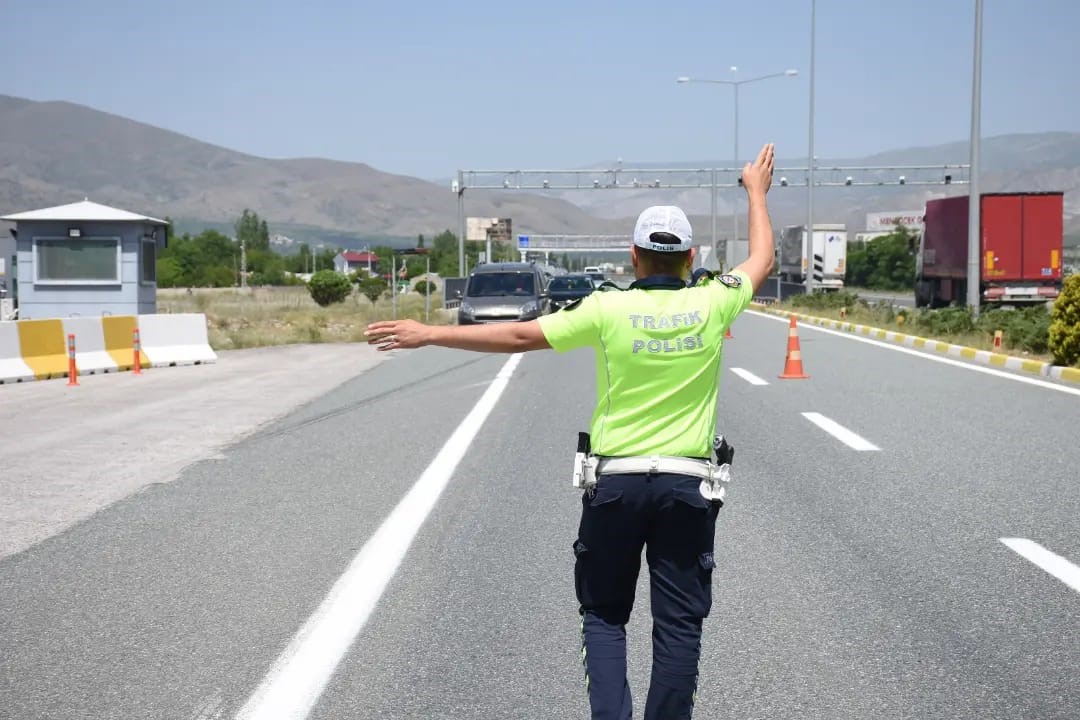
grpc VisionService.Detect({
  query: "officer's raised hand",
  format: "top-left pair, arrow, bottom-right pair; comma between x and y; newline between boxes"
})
741,142 -> 775,197
733,143 -> 777,293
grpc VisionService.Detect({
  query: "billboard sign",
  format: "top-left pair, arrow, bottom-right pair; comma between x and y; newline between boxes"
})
467,217 -> 513,242
866,211 -> 925,232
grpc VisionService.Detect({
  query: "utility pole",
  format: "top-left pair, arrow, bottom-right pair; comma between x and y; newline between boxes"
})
240,237 -> 247,289
805,0 -> 816,294
966,0 -> 984,314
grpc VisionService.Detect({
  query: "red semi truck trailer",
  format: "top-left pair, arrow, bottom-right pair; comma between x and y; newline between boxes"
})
915,192 -> 1064,308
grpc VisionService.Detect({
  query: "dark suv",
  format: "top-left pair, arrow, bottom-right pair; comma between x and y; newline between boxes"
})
547,274 -> 595,310
458,263 -> 550,324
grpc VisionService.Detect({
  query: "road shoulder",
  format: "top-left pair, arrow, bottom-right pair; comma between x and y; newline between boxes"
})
0,343 -> 384,559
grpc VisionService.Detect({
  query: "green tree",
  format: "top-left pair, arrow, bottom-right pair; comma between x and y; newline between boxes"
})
430,230 -> 460,277
1049,274 -> 1080,366
307,270 -> 352,306
845,226 -> 915,291
157,229 -> 238,287
358,274 -> 388,304
235,209 -> 270,253
283,243 -> 310,274
414,280 -> 437,296
417,234 -> 425,249
156,256 -> 183,288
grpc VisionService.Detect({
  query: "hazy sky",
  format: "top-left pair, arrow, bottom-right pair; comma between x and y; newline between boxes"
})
4,0 -> 1077,178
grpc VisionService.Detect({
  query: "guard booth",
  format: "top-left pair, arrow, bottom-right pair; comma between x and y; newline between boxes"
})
0,228 -> 14,320
1,200 -> 168,320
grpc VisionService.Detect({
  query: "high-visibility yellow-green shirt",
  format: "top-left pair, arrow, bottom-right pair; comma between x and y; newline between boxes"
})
538,270 -> 753,458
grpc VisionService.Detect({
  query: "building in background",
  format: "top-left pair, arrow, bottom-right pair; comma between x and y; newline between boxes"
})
0,225 -> 14,320
1,200 -> 168,320
466,217 -> 513,245
854,210 -> 926,243
333,250 -> 380,275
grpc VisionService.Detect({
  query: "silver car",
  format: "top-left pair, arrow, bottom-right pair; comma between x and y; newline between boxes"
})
458,263 -> 550,325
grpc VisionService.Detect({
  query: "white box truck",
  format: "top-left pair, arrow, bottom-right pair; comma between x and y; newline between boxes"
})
779,224 -> 848,290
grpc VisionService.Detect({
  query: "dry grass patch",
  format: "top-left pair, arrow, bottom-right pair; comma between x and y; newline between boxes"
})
158,287 -> 454,350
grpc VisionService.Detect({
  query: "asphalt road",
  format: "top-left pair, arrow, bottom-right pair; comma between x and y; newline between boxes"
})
2,312 -> 1078,719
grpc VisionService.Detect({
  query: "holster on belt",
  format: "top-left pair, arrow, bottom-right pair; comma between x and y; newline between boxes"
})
571,432 -> 599,489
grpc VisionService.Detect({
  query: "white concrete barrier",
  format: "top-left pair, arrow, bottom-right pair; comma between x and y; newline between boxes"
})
137,313 -> 217,367
61,317 -> 119,375
0,322 -> 34,384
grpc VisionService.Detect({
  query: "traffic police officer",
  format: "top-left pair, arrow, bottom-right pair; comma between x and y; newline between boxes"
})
366,143 -> 777,719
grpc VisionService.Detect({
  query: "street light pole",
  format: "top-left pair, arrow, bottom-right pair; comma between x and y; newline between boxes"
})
676,68 -> 798,273
732,70 -> 739,271
806,0 -> 816,294
967,0 -> 984,313
710,169 -> 717,270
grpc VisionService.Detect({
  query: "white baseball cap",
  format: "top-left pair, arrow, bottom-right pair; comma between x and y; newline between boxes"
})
633,205 -> 693,252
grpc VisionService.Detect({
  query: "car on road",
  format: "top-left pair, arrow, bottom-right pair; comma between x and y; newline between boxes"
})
458,263 -> 550,325
583,266 -> 606,286
546,274 -> 595,310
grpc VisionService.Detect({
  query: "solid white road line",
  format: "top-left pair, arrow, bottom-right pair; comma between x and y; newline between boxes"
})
747,310 -> 1080,398
235,353 -> 524,720
801,412 -> 881,451
1000,538 -> 1080,594
730,367 -> 769,386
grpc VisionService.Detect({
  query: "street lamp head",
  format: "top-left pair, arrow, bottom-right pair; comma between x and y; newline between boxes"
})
676,76 -> 690,84
785,69 -> 799,76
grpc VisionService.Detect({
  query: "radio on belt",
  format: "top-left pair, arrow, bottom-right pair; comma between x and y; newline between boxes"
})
571,432 -> 598,489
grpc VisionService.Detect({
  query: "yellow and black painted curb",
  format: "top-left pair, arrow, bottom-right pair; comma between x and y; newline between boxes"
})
748,303 -> 1080,387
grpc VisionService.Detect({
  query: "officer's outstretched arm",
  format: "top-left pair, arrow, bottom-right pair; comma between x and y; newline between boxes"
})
734,143 -> 777,293
364,318 -> 551,353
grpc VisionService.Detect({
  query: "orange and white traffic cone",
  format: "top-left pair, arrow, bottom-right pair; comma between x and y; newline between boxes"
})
724,326 -> 734,339
778,315 -> 809,380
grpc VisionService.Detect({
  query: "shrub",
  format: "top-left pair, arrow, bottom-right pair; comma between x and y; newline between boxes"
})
978,306 -> 1050,355
790,289 -> 861,310
358,275 -> 388,304
414,280 -> 437,296
1049,274 -> 1080,366
913,306 -> 975,335
307,270 -> 353,307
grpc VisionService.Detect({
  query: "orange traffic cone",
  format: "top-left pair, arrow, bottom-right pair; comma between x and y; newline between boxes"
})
724,326 -> 734,339
779,315 -> 809,379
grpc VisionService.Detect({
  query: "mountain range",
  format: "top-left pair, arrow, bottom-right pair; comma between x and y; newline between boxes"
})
1,94 -> 1077,249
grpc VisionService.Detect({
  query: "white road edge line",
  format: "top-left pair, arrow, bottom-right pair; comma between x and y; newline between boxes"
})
235,353 -> 524,720
730,367 -> 769,386
747,310 -> 1080,398
801,412 -> 880,451
1000,538 -> 1080,594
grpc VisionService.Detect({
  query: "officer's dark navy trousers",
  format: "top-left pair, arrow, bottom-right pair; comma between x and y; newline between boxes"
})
573,472 -> 719,720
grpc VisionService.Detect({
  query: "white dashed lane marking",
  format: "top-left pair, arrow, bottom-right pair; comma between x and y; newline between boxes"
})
801,412 -> 881,451
1000,538 -> 1080,594
730,367 -> 769,386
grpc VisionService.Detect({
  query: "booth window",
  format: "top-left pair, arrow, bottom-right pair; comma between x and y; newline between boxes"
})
34,237 -> 121,284
141,239 -> 157,284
